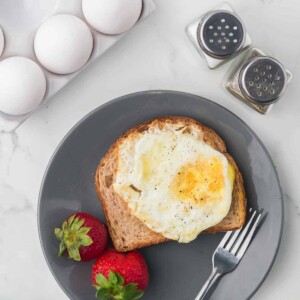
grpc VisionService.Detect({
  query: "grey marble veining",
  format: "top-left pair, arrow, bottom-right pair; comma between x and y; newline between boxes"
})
0,0 -> 300,299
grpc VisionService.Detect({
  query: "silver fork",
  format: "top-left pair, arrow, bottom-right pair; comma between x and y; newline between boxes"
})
195,208 -> 263,300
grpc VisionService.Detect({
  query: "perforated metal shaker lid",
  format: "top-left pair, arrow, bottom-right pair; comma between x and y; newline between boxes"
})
238,57 -> 287,105
197,10 -> 245,58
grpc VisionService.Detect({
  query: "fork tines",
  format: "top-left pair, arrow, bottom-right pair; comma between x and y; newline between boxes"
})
218,208 -> 263,260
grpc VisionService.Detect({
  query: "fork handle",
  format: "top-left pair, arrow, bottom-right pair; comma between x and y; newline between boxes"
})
195,269 -> 221,300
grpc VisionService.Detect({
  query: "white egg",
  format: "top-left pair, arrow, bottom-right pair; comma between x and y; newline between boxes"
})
0,26 -> 4,57
34,14 -> 93,74
114,125 -> 234,243
0,57 -> 46,116
82,0 -> 142,35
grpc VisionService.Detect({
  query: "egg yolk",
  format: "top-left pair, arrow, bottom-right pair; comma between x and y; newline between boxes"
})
228,163 -> 235,190
171,156 -> 227,205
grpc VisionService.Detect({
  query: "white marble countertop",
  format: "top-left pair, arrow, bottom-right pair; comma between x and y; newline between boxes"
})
1,0 -> 300,299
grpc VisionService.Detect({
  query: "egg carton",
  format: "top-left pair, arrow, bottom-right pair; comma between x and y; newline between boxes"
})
0,0 -> 155,132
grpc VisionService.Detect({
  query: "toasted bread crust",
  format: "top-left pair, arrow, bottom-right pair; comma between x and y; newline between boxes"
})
95,116 -> 246,252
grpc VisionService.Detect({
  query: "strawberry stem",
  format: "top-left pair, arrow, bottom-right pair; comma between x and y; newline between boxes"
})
94,271 -> 144,300
54,214 -> 93,261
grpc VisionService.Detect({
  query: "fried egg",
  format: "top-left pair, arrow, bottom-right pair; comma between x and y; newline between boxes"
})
113,125 -> 235,243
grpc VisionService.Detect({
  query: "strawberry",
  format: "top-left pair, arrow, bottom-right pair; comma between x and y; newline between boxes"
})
92,248 -> 149,300
54,212 -> 108,262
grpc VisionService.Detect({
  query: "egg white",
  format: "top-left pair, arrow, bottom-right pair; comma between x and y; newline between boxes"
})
113,126 -> 233,243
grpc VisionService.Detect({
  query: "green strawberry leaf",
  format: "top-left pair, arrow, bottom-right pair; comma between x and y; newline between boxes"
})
78,227 -> 91,235
72,218 -> 85,231
54,228 -> 63,240
122,284 -> 144,300
96,287 -> 111,300
116,273 -> 124,286
62,219 -> 68,231
58,242 -> 67,256
68,215 -> 76,226
68,245 -> 81,261
109,271 -> 118,285
79,235 -> 93,246
96,274 -> 109,288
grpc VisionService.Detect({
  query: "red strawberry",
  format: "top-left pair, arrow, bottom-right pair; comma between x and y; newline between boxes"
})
54,212 -> 108,262
92,248 -> 149,299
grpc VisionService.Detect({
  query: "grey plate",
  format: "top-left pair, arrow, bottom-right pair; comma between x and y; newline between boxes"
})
38,91 -> 283,300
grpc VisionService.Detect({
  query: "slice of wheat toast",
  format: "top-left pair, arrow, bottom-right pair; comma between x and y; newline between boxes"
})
95,116 -> 246,252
